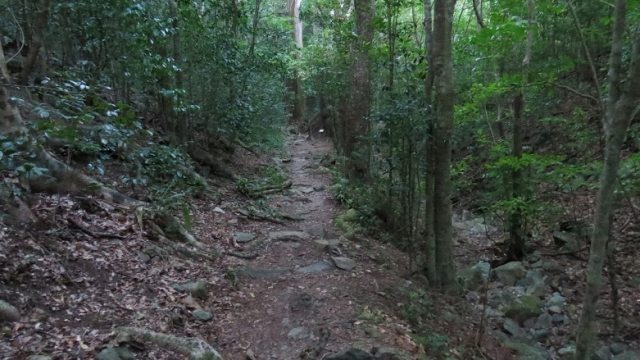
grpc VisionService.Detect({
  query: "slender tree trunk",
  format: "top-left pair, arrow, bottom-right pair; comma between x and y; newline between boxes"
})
508,0 -> 534,259
423,0 -> 437,285
343,0 -> 374,179
288,0 -> 305,127
432,0 -> 456,289
170,0 -> 187,143
575,1 -> 640,358
249,0 -> 262,57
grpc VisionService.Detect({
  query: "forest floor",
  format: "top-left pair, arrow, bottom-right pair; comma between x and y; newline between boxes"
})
2,134 -> 503,359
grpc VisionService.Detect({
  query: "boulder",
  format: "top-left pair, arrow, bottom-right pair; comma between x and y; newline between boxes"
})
331,256 -> 356,271
268,231 -> 309,242
0,299 -> 20,322
495,261 -> 527,286
504,295 -> 543,323
233,232 -> 256,243
295,261 -> 334,274
287,326 -> 311,340
516,270 -> 547,297
96,347 -> 133,360
458,261 -> 491,290
612,351 -> 640,360
192,309 -> 213,322
172,280 -> 208,300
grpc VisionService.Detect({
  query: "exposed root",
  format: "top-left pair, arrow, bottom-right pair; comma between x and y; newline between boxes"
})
224,250 -> 259,260
116,327 -> 222,360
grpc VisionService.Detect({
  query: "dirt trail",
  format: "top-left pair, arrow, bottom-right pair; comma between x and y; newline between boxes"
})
216,135 -> 420,359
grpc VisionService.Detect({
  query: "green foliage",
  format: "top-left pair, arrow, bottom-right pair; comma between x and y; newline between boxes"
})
130,144 -> 205,209
412,333 -> 450,356
235,165 -> 288,197
400,288 -> 432,327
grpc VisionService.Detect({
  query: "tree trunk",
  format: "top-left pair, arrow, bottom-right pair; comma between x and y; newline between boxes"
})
343,0 -> 375,180
288,0 -> 305,127
432,0 -> 456,290
575,1 -> 640,358
249,0 -> 262,57
423,0 -> 437,285
170,0 -> 187,143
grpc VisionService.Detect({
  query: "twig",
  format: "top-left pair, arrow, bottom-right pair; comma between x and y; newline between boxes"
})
554,83 -> 599,104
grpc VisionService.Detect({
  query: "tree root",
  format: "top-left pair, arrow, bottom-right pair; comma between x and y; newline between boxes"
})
224,250 -> 259,260
116,327 -> 222,360
242,180 -> 292,198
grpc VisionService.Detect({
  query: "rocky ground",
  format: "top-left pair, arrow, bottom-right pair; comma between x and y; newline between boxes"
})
1,134 -> 638,360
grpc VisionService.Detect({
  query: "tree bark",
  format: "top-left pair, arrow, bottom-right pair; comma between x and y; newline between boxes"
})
575,1 -> 640,358
423,0 -> 437,285
432,0 -> 456,289
287,0 -> 305,127
343,0 -> 375,180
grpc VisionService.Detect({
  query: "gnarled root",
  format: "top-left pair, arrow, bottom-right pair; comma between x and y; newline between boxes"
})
116,326 -> 222,360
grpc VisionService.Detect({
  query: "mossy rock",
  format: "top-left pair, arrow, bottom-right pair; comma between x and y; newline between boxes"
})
503,340 -> 548,360
504,295 -> 542,322
172,280 -> 208,300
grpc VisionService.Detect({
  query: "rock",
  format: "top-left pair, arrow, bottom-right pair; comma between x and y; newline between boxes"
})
504,295 -> 543,322
551,314 -> 566,324
517,270 -> 547,297
96,347 -> 123,360
233,232 -> 256,243
503,318 -> 527,339
495,261 -> 527,286
172,280 -> 208,300
548,305 -> 562,314
269,230 -> 309,242
28,356 -> 53,360
612,351 -> 640,360
465,291 -> 480,303
314,239 -> 342,247
458,261 -> 491,290
326,348 -> 374,360
192,309 -> 213,322
504,340 -> 549,360
299,186 -> 315,194
137,251 -> 151,263
213,206 -> 225,214
541,259 -> 563,273
553,231 -> 580,252
295,261 -> 333,274
558,345 -> 575,358
0,299 -> 20,322
489,286 -> 526,309
371,347 -> 404,360
331,256 -> 356,271
534,313 -> 552,329
287,326 -> 310,340
594,346 -> 612,360
609,343 -> 627,355
546,292 -> 566,308
529,328 -> 550,340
